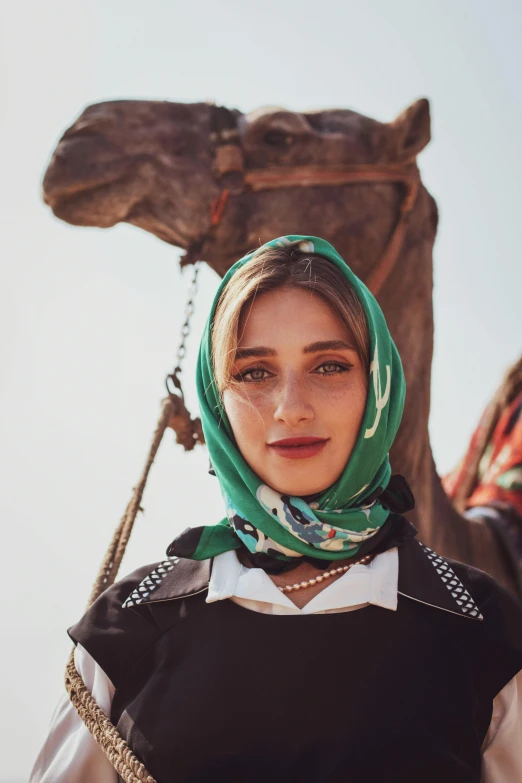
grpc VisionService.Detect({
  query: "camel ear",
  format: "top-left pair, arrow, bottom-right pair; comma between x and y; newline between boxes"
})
390,98 -> 431,161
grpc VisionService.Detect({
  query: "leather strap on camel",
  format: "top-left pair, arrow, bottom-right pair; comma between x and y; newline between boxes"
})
244,162 -> 420,296
182,112 -> 421,299
185,161 -> 421,298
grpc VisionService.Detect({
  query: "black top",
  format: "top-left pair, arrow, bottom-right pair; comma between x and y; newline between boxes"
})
69,538 -> 522,783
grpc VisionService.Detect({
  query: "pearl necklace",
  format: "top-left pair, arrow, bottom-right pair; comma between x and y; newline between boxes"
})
278,554 -> 372,593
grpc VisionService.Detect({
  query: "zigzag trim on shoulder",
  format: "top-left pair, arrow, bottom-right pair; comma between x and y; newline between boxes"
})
122,557 -> 180,608
419,542 -> 483,620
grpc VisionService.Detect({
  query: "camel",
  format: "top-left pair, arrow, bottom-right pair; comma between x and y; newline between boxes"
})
42,97 -> 520,595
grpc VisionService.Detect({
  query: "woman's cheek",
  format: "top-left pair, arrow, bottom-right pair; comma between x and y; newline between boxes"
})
224,389 -> 270,433
327,382 -> 367,427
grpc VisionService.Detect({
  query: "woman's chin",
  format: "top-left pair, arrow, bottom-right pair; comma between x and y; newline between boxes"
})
266,476 -> 332,497
255,447 -> 349,498
252,453 -> 346,497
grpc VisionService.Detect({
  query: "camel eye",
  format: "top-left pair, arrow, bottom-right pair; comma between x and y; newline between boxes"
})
263,130 -> 294,147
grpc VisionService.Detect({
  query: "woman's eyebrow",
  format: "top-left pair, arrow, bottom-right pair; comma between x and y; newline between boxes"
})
303,340 -> 356,353
235,340 -> 355,359
235,346 -> 277,359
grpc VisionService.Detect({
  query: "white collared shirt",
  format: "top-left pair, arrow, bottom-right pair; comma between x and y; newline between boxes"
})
207,546 -> 399,614
30,548 -> 522,782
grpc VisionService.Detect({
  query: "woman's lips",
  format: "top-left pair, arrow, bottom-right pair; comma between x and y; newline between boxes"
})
267,437 -> 329,460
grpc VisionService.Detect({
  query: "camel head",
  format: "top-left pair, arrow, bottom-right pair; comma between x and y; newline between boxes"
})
43,98 -> 436,278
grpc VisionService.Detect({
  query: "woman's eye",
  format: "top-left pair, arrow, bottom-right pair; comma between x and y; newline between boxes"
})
315,362 -> 352,376
234,362 -> 352,383
236,367 -> 270,383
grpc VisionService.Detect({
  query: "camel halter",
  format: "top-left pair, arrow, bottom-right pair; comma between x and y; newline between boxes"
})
181,107 -> 421,299
247,164 -> 420,296
64,109 -> 421,783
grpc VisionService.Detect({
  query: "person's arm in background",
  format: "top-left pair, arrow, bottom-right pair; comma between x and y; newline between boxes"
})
481,672 -> 522,782
29,644 -> 118,783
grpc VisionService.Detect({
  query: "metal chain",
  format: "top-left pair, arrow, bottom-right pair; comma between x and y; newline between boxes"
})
166,262 -> 200,397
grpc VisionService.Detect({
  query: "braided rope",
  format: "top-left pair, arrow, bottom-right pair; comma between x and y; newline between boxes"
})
65,650 -> 156,783
64,396 -> 178,783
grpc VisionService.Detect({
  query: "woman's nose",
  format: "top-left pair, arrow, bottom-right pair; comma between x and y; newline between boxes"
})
273,376 -> 314,426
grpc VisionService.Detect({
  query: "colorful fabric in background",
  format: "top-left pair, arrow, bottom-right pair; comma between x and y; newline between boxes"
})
444,391 -> 522,520
170,235 -> 406,564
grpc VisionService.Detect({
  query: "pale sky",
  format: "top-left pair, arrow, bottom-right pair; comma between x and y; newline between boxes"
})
1,0 -> 521,778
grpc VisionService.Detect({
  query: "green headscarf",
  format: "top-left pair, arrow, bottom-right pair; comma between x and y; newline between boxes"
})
187,235 -> 405,562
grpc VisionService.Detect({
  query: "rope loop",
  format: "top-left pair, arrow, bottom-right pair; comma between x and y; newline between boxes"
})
64,398 -> 176,782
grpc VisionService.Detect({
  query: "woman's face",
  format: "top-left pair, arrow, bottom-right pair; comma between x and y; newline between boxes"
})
223,286 -> 368,496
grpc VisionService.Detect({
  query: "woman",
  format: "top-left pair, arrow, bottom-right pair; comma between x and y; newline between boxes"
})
31,235 -> 522,783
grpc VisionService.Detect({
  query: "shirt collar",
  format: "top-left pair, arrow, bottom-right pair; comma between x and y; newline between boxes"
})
122,537 -> 483,622
206,548 -> 398,614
